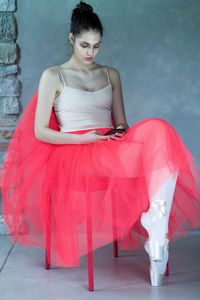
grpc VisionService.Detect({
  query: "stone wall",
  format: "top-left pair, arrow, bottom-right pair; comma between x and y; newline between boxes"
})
0,0 -> 20,233
0,0 -> 20,157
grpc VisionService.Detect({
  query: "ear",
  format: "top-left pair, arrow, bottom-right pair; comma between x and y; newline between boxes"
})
68,33 -> 74,45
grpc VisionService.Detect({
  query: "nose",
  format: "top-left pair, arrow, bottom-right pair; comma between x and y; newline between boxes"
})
87,47 -> 94,57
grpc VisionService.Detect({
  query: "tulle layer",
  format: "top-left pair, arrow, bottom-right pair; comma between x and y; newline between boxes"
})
1,91 -> 200,267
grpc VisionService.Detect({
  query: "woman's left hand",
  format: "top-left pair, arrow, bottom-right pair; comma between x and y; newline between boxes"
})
110,125 -> 126,141
110,131 -> 125,140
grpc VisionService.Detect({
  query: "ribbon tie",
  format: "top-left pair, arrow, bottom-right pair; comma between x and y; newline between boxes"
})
151,199 -> 166,222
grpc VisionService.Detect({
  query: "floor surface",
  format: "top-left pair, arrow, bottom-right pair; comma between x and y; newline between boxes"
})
0,232 -> 200,300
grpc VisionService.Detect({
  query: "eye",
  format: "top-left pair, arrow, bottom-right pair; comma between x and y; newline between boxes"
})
80,44 -> 100,49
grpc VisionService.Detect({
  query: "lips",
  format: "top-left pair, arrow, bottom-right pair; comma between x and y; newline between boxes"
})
85,57 -> 93,60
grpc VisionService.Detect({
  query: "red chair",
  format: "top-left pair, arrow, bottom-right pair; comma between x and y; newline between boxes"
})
45,193 -> 169,291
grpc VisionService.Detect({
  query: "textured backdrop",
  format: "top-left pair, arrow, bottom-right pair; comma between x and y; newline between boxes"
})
17,0 -> 200,166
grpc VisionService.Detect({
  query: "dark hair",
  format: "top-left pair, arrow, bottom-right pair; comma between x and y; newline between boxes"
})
70,1 -> 103,37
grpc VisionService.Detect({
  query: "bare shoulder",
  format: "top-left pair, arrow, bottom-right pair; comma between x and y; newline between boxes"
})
39,66 -> 58,83
38,66 -> 60,93
95,63 -> 119,75
104,65 -> 121,87
107,66 -> 120,77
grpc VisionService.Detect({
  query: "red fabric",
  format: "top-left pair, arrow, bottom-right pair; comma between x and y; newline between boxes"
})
1,90 -> 200,267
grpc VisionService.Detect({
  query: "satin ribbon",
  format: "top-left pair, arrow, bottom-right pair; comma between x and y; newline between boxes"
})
151,199 -> 166,222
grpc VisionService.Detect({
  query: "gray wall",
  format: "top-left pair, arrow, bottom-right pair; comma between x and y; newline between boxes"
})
17,0 -> 200,167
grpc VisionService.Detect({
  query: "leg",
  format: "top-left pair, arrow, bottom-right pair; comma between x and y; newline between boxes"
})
141,171 -> 178,261
141,171 -> 178,286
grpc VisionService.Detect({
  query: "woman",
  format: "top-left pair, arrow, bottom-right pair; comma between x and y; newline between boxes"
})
1,1 -> 200,287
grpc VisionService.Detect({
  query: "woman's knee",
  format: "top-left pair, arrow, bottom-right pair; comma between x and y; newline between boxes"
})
144,117 -> 174,131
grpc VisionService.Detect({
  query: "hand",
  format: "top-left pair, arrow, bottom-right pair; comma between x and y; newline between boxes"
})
80,130 -> 112,144
109,124 -> 126,141
109,131 -> 125,141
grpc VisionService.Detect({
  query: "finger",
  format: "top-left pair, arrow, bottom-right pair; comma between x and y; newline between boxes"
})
115,133 -> 124,137
110,135 -> 122,140
99,135 -> 111,140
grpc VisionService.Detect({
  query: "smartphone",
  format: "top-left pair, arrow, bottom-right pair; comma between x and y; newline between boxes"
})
103,128 -> 125,136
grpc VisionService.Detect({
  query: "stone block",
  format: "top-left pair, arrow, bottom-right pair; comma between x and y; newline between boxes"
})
0,0 -> 16,12
0,64 -> 18,76
1,97 -> 19,114
0,13 -> 17,41
0,129 -> 14,139
0,42 -> 16,64
0,117 -> 17,126
0,78 -> 19,96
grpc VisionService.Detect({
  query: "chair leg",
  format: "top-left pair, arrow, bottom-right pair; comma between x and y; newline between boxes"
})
87,249 -> 94,291
45,245 -> 50,269
111,191 -> 118,258
165,261 -> 169,276
45,196 -> 51,269
165,241 -> 170,276
113,240 -> 118,257
87,192 -> 94,291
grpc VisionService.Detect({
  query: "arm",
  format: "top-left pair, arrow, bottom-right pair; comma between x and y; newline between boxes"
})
34,67 -> 110,144
108,67 -> 129,130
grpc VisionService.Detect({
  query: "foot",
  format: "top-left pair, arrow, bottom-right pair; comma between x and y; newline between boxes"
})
141,198 -> 167,261
145,238 -> 169,286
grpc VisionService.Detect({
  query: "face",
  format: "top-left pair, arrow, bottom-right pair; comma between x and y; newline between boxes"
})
69,30 -> 102,64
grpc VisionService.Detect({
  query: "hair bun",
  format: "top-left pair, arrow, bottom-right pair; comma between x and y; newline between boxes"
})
76,1 -> 93,13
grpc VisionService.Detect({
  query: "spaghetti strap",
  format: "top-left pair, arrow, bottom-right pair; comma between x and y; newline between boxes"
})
55,66 -> 67,87
105,67 -> 111,85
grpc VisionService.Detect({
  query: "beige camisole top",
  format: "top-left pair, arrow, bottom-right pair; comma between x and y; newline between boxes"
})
53,66 -> 114,132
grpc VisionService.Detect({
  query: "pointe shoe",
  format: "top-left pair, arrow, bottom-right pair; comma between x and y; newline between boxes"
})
145,238 -> 169,286
141,199 -> 167,262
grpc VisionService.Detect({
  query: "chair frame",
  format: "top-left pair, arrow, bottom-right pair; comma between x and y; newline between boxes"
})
45,195 -> 169,291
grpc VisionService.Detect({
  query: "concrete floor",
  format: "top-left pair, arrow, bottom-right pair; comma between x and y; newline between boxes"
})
0,232 -> 200,300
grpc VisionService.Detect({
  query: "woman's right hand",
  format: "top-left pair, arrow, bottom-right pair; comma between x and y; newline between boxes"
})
80,130 -> 111,144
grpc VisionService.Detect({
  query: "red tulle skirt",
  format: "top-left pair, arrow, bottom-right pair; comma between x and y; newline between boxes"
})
0,90 -> 200,267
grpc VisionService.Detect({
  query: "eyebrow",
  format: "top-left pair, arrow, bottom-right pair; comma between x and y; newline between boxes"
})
80,41 -> 101,45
